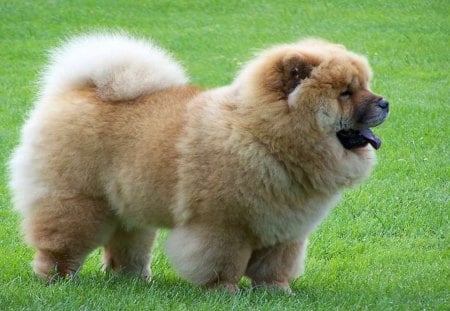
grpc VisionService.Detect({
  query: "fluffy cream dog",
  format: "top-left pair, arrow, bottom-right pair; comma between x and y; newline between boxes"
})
9,33 -> 388,292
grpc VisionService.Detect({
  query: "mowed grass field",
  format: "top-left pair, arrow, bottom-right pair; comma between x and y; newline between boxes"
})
0,1 -> 448,310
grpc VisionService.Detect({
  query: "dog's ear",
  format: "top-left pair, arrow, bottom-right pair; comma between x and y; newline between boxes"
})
279,53 -> 313,97
249,50 -> 315,102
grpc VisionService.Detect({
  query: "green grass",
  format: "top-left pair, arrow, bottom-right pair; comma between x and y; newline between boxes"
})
1,0 -> 449,310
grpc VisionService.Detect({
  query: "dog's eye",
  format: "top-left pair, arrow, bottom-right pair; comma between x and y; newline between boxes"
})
339,90 -> 352,98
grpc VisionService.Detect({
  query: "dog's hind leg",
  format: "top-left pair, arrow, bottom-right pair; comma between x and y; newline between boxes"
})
103,226 -> 156,280
23,194 -> 116,282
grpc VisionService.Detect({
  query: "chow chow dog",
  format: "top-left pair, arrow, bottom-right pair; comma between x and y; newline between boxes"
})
9,33 -> 388,292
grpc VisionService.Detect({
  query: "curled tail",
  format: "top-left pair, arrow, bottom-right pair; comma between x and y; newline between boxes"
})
41,32 -> 189,101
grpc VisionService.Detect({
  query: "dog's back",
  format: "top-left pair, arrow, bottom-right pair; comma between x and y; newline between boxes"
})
10,33 -> 190,214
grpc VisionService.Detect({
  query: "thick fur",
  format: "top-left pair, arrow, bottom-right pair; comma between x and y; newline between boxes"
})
40,33 -> 188,101
9,33 -> 387,291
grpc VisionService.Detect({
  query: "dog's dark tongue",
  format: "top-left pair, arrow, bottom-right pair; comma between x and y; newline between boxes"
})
336,129 -> 382,150
360,129 -> 381,149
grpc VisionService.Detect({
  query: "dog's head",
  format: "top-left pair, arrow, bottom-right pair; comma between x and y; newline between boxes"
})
235,39 -> 389,151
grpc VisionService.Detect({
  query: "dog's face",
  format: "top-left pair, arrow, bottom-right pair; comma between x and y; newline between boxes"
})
235,39 -> 388,151
281,42 -> 389,150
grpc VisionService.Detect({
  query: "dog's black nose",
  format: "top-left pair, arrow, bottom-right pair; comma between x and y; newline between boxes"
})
377,98 -> 389,110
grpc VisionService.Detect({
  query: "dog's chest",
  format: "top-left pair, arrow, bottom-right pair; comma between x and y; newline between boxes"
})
248,194 -> 340,246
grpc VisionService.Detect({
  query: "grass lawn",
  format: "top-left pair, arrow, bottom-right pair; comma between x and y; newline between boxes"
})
0,0 -> 448,310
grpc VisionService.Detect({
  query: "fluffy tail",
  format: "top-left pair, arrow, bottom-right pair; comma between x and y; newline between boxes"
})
40,32 -> 189,101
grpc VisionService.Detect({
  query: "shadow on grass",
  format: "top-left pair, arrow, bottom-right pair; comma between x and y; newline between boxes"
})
2,268 -> 439,310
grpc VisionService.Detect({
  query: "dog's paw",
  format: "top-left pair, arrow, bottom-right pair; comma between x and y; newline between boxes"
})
252,280 -> 293,294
